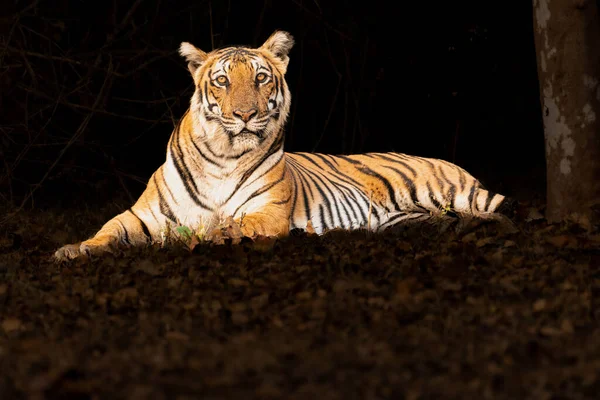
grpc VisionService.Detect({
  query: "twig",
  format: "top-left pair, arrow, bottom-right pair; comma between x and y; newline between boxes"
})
312,31 -> 342,152
16,84 -> 171,123
112,95 -> 179,104
452,118 -> 461,164
289,0 -> 356,42
253,0 -> 270,46
108,155 -> 135,204
121,51 -> 179,78
160,90 -> 178,127
0,92 -> 62,187
17,0 -> 42,16
208,0 -> 215,50
343,39 -> 367,152
288,38 -> 304,147
4,46 -> 126,77
5,58 -> 115,218
106,0 -> 145,45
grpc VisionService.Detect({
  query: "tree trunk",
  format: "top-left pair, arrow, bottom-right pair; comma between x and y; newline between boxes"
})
532,0 -> 600,225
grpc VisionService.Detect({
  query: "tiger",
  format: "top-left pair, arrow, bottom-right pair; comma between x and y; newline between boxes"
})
54,30 -> 512,261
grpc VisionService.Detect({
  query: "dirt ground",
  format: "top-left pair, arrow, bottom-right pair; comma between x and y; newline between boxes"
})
1,202 -> 600,400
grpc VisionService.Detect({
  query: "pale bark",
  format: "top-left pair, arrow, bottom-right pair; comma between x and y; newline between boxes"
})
532,0 -> 600,224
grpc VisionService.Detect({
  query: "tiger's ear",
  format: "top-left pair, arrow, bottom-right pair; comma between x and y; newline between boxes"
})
259,31 -> 294,70
179,42 -> 208,76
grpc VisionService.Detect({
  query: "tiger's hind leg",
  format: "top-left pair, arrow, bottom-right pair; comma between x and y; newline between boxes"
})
376,211 -> 433,232
54,209 -> 153,261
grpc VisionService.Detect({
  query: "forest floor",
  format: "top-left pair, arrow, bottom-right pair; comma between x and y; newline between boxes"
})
1,201 -> 600,400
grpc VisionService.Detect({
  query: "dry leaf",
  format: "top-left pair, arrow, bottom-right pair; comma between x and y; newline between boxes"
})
540,326 -> 563,336
560,319 -> 574,334
439,281 -> 463,292
461,232 -> 477,243
188,235 -> 200,251
166,331 -> 190,341
113,287 -> 139,307
135,259 -> 162,276
2,318 -> 22,333
525,207 -> 544,222
568,212 -> 592,231
251,293 -> 270,312
546,235 -> 577,248
533,299 -> 546,312
209,228 -> 225,245
476,237 -> 495,247
228,278 -> 249,287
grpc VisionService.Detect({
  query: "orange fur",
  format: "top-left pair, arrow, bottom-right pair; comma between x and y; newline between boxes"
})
54,30 -> 509,261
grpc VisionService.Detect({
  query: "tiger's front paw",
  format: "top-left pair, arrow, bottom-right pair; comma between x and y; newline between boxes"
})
53,243 -> 86,261
53,237 -> 116,261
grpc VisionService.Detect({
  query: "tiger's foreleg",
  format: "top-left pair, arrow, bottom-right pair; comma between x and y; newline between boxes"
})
54,209 -> 153,261
208,200 -> 291,242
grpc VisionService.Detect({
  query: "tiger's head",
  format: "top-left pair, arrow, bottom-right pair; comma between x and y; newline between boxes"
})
179,31 -> 294,156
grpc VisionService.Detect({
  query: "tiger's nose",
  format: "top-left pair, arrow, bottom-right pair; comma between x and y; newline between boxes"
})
233,108 -> 258,122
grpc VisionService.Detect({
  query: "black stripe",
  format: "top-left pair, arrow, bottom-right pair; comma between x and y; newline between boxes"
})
319,155 -> 377,226
437,166 -> 457,210
324,154 -> 340,166
307,155 -> 370,224
288,165 -> 300,218
287,156 -> 339,228
224,131 -> 284,203
293,153 -> 366,194
356,165 -> 401,212
380,212 -> 429,230
287,161 -> 312,223
374,153 -> 417,177
484,191 -> 494,212
160,169 -> 178,206
426,182 -> 442,209
417,156 -> 437,170
154,175 -> 177,222
128,209 -> 151,240
232,172 -> 286,217
468,185 -> 477,211
191,138 -> 223,167
336,155 -> 361,165
380,212 -> 409,229
458,169 -> 467,192
382,165 -> 423,211
273,195 -> 292,205
117,220 -> 130,245
319,205 -> 327,231
292,154 -> 376,228
169,123 -> 213,211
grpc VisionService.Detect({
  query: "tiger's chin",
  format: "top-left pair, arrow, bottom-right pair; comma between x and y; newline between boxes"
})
228,128 -> 266,152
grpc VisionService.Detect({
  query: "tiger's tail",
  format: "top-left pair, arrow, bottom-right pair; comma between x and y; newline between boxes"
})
466,187 -> 516,218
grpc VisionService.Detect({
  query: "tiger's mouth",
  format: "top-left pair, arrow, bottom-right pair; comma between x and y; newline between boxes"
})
229,128 -> 264,139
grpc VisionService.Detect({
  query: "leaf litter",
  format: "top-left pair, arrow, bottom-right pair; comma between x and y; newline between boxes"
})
1,202 -> 600,399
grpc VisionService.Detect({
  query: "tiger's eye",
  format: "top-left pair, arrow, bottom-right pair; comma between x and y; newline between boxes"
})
216,76 -> 227,85
256,73 -> 267,83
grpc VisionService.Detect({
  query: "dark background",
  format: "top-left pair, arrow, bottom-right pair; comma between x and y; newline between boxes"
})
1,0 -> 545,209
